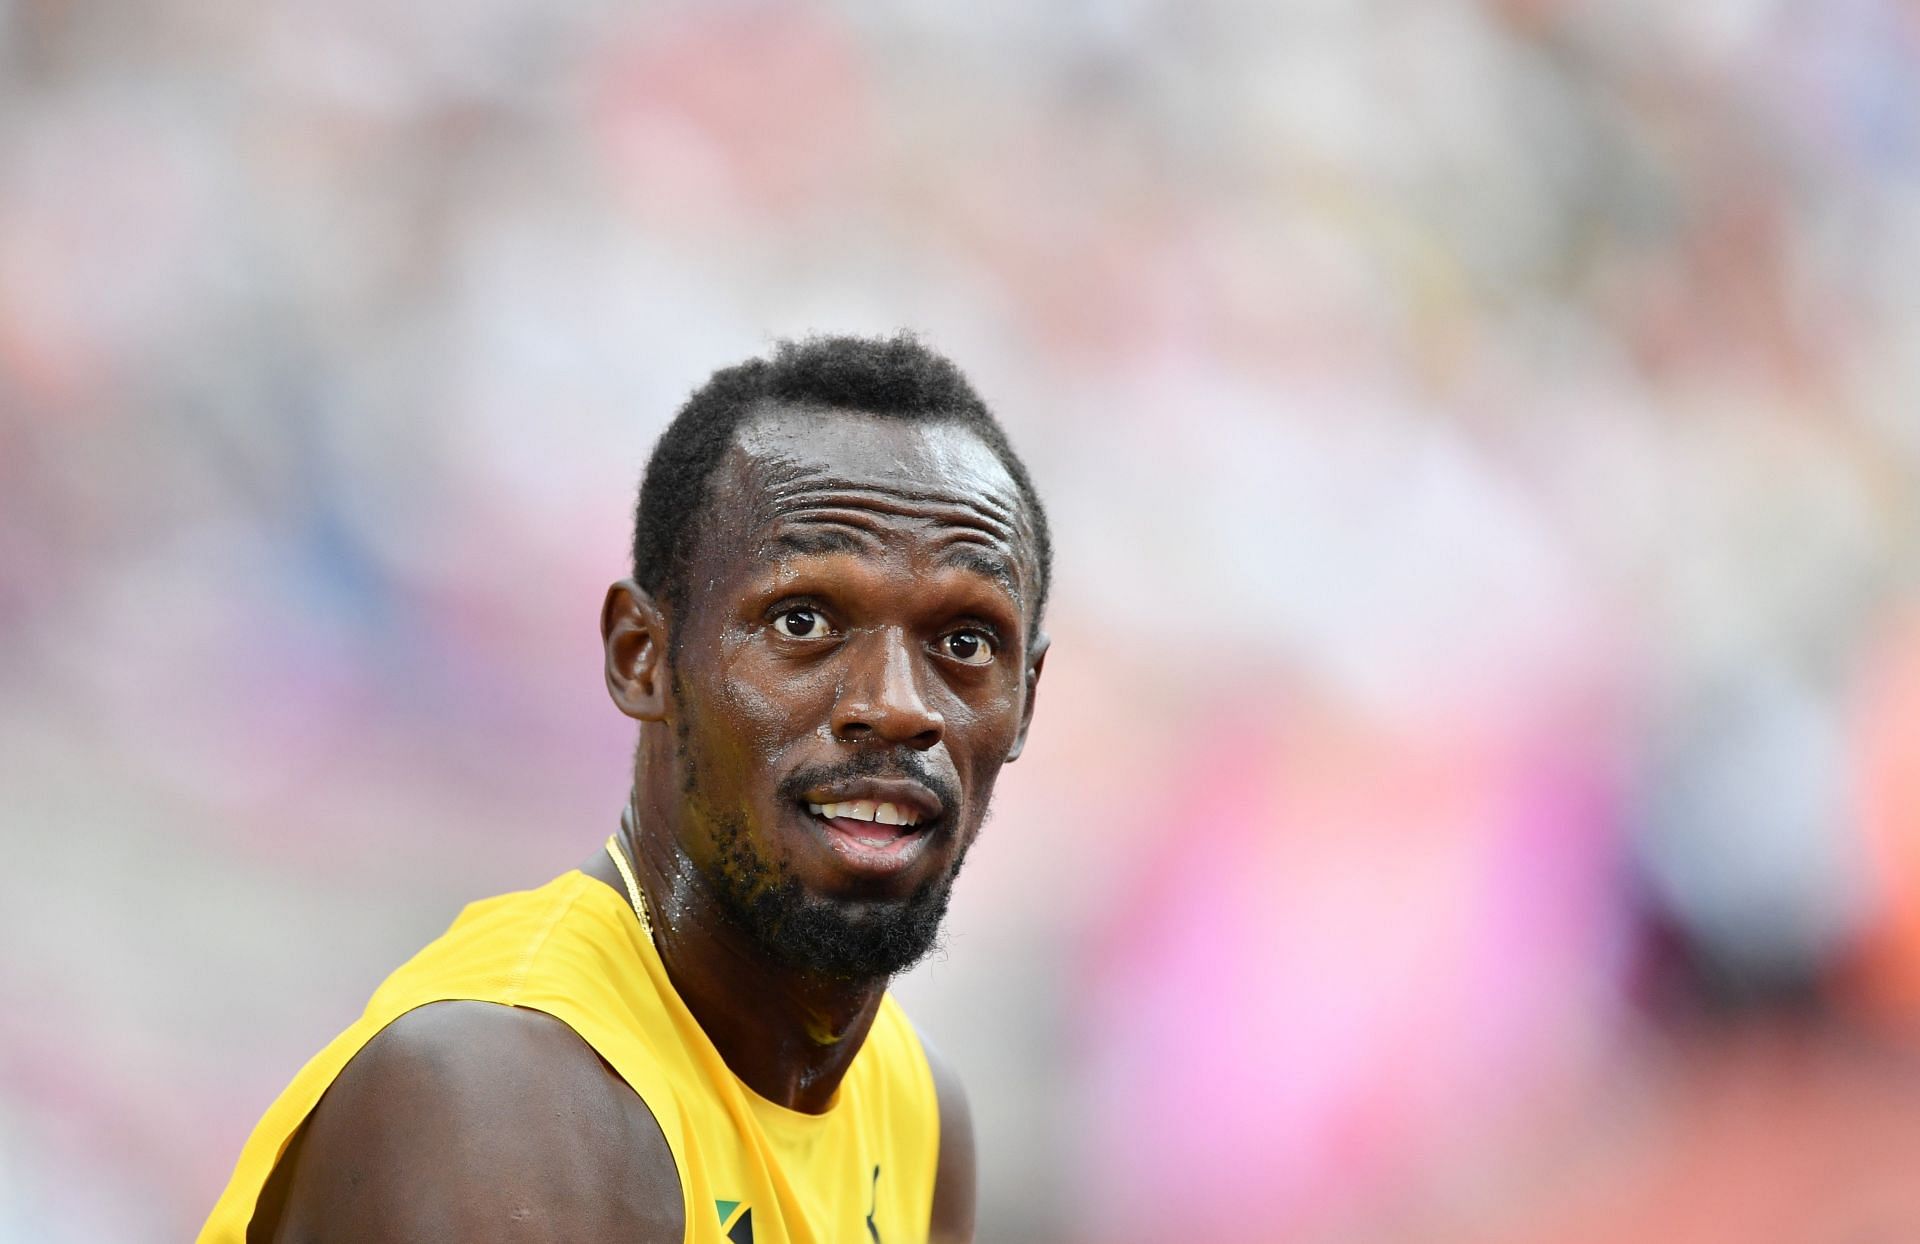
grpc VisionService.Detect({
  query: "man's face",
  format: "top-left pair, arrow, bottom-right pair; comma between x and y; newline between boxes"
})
662,405 -> 1043,979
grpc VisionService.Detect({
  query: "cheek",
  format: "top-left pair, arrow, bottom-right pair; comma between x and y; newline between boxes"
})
708,633 -> 835,761
673,654 -> 776,795
944,682 -> 1025,770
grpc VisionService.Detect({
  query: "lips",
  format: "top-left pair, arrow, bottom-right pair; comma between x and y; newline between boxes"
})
798,779 -> 943,878
806,799 -> 923,828
801,777 -> 943,826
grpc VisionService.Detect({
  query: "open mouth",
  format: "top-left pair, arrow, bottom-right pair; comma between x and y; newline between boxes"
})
801,792 -> 939,873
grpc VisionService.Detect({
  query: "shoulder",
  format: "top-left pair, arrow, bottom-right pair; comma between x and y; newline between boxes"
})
261,1000 -> 685,1244
917,1033 -> 977,1244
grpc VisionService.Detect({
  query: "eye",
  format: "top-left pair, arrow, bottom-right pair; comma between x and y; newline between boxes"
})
772,606 -> 833,640
938,628 -> 996,666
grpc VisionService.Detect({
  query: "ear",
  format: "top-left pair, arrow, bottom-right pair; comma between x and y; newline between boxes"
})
1005,632 -> 1048,762
602,579 -> 670,722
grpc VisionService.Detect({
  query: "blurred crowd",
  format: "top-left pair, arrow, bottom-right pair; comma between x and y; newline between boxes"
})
6,1 -> 1920,1240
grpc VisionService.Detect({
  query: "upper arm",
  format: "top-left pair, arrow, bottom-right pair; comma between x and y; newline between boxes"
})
264,1001 -> 685,1244
921,1037 -> 976,1244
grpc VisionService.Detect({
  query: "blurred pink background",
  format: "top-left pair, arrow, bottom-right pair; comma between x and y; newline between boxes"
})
7,2 -> 1920,1240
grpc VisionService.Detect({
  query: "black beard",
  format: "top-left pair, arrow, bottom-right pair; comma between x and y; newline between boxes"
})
708,811 -> 969,980
684,743 -> 973,980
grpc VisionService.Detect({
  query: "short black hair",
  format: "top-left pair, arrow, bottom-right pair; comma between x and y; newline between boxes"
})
632,333 -> 1052,641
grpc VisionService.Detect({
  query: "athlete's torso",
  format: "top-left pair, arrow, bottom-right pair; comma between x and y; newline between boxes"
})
199,869 -> 941,1244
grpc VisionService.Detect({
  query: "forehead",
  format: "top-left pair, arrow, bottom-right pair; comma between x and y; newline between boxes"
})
698,403 -> 1035,586
731,404 -> 1020,501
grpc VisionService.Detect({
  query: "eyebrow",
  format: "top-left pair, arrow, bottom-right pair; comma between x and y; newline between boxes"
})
940,546 -> 1021,597
763,528 -> 1023,598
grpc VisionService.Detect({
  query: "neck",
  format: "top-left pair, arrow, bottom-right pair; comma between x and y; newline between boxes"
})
609,786 -> 889,1114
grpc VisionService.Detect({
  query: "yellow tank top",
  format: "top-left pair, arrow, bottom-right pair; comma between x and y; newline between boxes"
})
198,869 -> 941,1244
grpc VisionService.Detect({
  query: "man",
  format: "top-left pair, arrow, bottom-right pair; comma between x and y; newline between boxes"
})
199,334 -> 1051,1243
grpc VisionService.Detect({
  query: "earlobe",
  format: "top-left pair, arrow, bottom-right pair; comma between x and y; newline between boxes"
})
602,579 -> 670,722
1004,635 -> 1048,762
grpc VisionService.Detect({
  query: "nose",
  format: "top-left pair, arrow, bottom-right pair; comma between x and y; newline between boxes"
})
832,628 -> 944,751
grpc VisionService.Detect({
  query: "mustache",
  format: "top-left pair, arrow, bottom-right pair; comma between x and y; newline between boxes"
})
776,752 -> 960,821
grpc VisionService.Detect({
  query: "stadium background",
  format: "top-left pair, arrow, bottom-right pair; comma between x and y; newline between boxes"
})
7,2 -> 1920,1240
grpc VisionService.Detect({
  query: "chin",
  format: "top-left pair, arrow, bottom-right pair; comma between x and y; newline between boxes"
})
771,887 -> 954,979
726,822 -> 971,978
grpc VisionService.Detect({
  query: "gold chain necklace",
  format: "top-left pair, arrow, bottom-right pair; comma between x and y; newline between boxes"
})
604,831 -> 655,941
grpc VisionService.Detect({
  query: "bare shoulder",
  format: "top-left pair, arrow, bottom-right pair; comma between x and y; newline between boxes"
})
262,1000 -> 684,1244
918,1032 -> 977,1244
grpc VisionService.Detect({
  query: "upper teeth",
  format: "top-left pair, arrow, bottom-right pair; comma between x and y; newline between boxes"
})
810,800 -> 921,827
